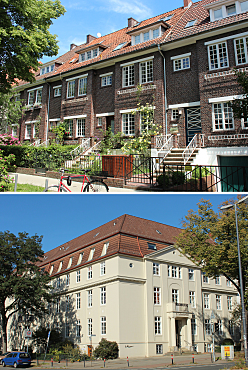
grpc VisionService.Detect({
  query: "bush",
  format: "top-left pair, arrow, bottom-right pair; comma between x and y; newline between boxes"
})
0,150 -> 16,191
93,338 -> 119,360
0,134 -> 20,146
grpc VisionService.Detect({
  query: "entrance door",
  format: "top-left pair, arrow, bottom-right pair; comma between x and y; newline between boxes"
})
106,116 -> 115,133
185,107 -> 202,145
175,320 -> 181,349
87,345 -> 92,357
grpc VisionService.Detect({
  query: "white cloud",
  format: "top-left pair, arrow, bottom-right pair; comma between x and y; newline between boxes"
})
107,0 -> 151,18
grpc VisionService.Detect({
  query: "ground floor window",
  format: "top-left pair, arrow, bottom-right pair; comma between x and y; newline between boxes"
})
65,322 -> 69,337
122,113 -> 135,135
154,316 -> 162,335
212,102 -> 234,130
156,344 -> 163,354
12,125 -> 18,137
77,118 -> 85,137
65,119 -> 73,137
25,124 -> 32,139
193,344 -> 198,352
76,319 -> 81,337
205,343 -> 212,352
242,118 -> 248,129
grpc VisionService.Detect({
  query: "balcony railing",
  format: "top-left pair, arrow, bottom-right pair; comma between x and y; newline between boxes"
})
175,303 -> 189,312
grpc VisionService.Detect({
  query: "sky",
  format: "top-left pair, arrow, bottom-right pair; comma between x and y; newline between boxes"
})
0,193 -> 240,253
41,0 -> 184,64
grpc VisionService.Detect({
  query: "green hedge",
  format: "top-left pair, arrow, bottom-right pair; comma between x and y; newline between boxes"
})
0,144 -> 76,170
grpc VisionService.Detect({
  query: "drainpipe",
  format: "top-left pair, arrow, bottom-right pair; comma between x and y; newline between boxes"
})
46,81 -> 51,142
158,44 -> 168,137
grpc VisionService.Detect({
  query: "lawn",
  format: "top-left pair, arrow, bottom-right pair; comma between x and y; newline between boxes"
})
8,183 -> 45,192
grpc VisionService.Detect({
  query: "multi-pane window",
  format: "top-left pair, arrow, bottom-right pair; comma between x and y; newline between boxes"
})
172,266 -> 177,278
101,317 -> 106,335
12,125 -> 18,137
214,8 -> 222,20
88,248 -> 95,261
78,77 -> 87,96
77,118 -> 85,137
65,119 -> 73,137
216,295 -> 221,310
215,276 -> 220,284
76,270 -> 81,283
122,65 -> 134,87
217,319 -> 223,334
88,266 -> 93,279
153,263 -> 160,275
208,42 -> 228,70
36,89 -> 42,104
100,261 -> 106,276
76,293 -> 81,309
122,113 -> 135,135
65,322 -> 69,337
205,343 -> 212,352
66,295 -> 70,312
88,290 -> 93,307
235,37 -> 248,65
25,123 -> 32,139
144,32 -> 150,41
54,86 -> 61,97
67,257 -> 72,269
241,0 -> 248,12
172,289 -> 179,303
57,277 -> 61,288
56,298 -> 60,313
76,320 -> 81,337
154,316 -> 162,334
101,74 -> 112,86
204,293 -> 210,309
191,315 -> 197,336
28,91 -> 35,106
229,320 -> 234,335
189,291 -> 195,308
97,117 -> 102,127
140,110 -> 154,132
134,35 -> 140,44
171,109 -> 179,120
188,269 -> 194,280
227,296 -> 233,310
154,287 -> 161,305
170,265 -> 181,278
140,60 -> 153,84
101,242 -> 109,256
67,80 -> 75,98
173,56 -> 190,71
88,318 -> 92,336
226,278 -> 231,286
205,319 -> 211,335
202,272 -> 209,283
156,344 -> 163,354
153,28 -> 159,38
101,287 -> 106,305
213,103 -> 234,130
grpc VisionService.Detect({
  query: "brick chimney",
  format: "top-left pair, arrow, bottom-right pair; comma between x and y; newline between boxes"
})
70,43 -> 77,50
128,17 -> 138,28
86,34 -> 97,44
184,0 -> 192,8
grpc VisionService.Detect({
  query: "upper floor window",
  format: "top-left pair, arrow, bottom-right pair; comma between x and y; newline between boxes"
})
227,296 -> 233,310
133,27 -> 160,45
66,274 -> 70,286
154,287 -> 161,305
172,289 -> 179,303
79,48 -> 99,62
204,293 -> 209,309
100,261 -> 106,276
212,102 -> 234,130
153,262 -> 160,275
78,76 -> 87,96
101,73 -> 112,86
241,0 -> 248,11
40,64 -> 54,75
216,294 -> 222,310
101,287 -> 106,305
189,291 -> 196,308
168,265 -> 181,278
188,269 -> 194,280
205,319 -> 211,335
28,91 -> 35,106
226,278 -> 231,286
227,4 -> 236,15
76,270 -> 81,283
185,19 -> 197,28
122,65 -> 134,87
172,53 -> 191,71
88,266 -> 93,279
88,248 -> 95,261
140,60 -> 153,84
234,37 -> 248,65
54,85 -> 61,97
101,242 -> 109,256
122,113 -> 135,135
215,276 -> 220,284
67,80 -> 75,98
208,42 -> 228,70
202,272 -> 209,283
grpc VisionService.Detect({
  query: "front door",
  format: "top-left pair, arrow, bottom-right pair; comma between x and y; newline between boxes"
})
175,320 -> 181,349
185,107 -> 202,145
106,116 -> 115,133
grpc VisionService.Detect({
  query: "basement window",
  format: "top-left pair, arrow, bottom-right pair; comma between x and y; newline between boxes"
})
148,242 -> 157,250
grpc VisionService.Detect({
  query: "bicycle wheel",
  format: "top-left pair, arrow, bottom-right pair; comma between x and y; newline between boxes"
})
44,185 -> 68,192
83,180 -> 109,192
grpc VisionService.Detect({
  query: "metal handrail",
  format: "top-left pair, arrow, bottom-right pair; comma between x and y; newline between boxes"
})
84,140 -> 102,155
70,138 -> 91,158
155,135 -> 171,149
158,135 -> 174,158
182,134 -> 200,165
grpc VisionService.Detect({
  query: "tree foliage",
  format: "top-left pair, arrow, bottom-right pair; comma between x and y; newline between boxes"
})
32,327 -> 63,351
0,231 -> 54,352
0,90 -> 23,134
93,338 -> 119,360
230,70 -> 248,120
175,198 -> 248,300
0,0 -> 66,93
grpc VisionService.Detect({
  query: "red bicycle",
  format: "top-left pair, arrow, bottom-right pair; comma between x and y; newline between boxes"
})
44,168 -> 109,192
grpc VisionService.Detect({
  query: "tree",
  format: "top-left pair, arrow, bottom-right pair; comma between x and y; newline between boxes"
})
0,231 -> 54,352
0,0 -> 66,94
0,90 -> 23,134
93,338 -> 119,360
230,70 -> 248,120
175,198 -> 248,301
32,327 -> 63,352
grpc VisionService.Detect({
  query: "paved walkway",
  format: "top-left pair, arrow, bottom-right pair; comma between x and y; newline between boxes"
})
32,354 -> 231,369
8,173 -> 142,193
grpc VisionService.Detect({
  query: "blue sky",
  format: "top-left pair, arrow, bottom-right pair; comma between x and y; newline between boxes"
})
1,194 -> 239,253
42,0 -> 184,63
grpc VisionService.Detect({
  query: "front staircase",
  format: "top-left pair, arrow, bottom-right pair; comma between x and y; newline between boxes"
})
163,148 -> 199,168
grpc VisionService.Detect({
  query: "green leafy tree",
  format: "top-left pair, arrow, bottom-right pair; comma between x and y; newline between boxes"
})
93,338 -> 119,360
51,121 -> 69,144
230,70 -> 248,120
0,0 -> 66,93
0,231 -> 54,352
0,90 -> 23,134
175,198 -> 248,302
32,327 -> 63,352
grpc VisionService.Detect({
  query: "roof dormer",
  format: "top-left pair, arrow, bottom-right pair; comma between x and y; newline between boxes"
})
204,0 -> 248,21
77,42 -> 108,63
127,20 -> 170,46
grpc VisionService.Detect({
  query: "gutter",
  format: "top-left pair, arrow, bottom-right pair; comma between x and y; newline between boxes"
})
158,44 -> 168,137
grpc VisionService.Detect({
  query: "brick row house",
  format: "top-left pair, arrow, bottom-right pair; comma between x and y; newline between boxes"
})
14,0 -> 248,166
7,215 -> 240,356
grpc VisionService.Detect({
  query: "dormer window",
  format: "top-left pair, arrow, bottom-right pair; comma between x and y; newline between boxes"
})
57,261 -> 63,272
50,265 -> 54,275
226,3 -> 236,14
79,47 -> 101,62
214,8 -> 223,19
88,248 -> 95,261
206,0 -> 247,21
132,27 -> 161,45
77,253 -> 84,265
40,64 -> 54,75
67,257 -> 73,269
113,42 -> 127,51
101,242 -> 109,256
241,0 -> 248,11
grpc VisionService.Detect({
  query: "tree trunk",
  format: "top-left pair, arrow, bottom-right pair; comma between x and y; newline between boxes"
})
1,311 -> 8,353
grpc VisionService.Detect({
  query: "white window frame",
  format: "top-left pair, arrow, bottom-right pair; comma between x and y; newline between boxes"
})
88,248 -> 95,261
76,270 -> 81,283
204,293 -> 210,309
155,316 -> 162,335
172,289 -> 179,303
216,294 -> 222,310
100,286 -> 106,305
122,113 -> 135,135
76,292 -> 81,309
101,242 -> 109,256
66,274 -> 70,286
101,73 -> 113,86
28,91 -> 35,106
100,261 -> 106,276
67,80 -> 75,98
88,266 -> 93,279
205,319 -> 211,335
139,59 -> 153,84
88,290 -> 93,307
76,319 -> 81,337
189,269 -> 194,281
101,316 -> 106,335
36,89 -> 42,104
154,287 -> 161,305
97,117 -> 102,127
88,318 -> 92,336
25,124 -> 32,139
122,64 -> 134,87
208,42 -> 229,70
202,272 -> 209,283
153,263 -> 160,276
217,319 -> 223,334
191,315 -> 197,336
172,266 -> 178,278
156,344 -> 163,354
76,118 -> 86,137
171,53 -> 191,71
78,76 -> 87,96
189,291 -> 196,308
227,296 -> 233,310
54,85 -> 62,97
212,102 -> 234,131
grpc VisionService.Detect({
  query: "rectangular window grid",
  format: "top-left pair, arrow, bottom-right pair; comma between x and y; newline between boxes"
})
202,273 -> 209,283
25,124 -> 32,139
76,319 -> 81,337
188,269 -> 194,280
154,287 -> 161,305
100,261 -> 106,276
76,293 -> 81,309
208,42 -> 228,70
76,270 -> 81,283
88,266 -> 92,279
67,80 -> 75,98
122,65 -> 134,87
191,315 -> 197,336
28,91 -> 35,106
54,87 -> 61,97
88,290 -> 92,307
213,103 -> 234,130
189,291 -> 195,307
36,89 -> 42,104
66,295 -> 70,312
156,344 -> 163,354
77,118 -> 85,137
88,318 -> 92,336
122,113 -> 135,135
174,56 -> 190,71
66,274 -> 70,286
216,295 -> 221,310
227,296 -> 232,310
204,293 -> 209,309
205,319 -> 211,335
154,316 -> 161,335
172,289 -> 179,303
101,286 -> 106,305
102,75 -> 112,86
153,263 -> 160,275
140,60 -> 153,84
78,77 -> 87,96
101,317 -> 106,335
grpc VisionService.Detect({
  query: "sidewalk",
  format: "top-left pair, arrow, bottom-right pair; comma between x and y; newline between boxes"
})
8,173 -> 141,193
32,353 -> 230,369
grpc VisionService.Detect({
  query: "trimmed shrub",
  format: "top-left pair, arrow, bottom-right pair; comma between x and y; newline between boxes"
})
93,338 -> 119,360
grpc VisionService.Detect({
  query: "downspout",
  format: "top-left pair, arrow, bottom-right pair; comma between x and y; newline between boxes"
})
46,80 -> 51,142
158,44 -> 168,137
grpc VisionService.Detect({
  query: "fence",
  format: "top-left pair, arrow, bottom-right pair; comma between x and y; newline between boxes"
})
29,153 -> 248,192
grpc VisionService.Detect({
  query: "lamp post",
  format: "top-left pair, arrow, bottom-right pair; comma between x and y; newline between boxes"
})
220,195 -> 248,366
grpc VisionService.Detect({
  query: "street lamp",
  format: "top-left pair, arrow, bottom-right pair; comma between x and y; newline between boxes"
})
220,195 -> 248,365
